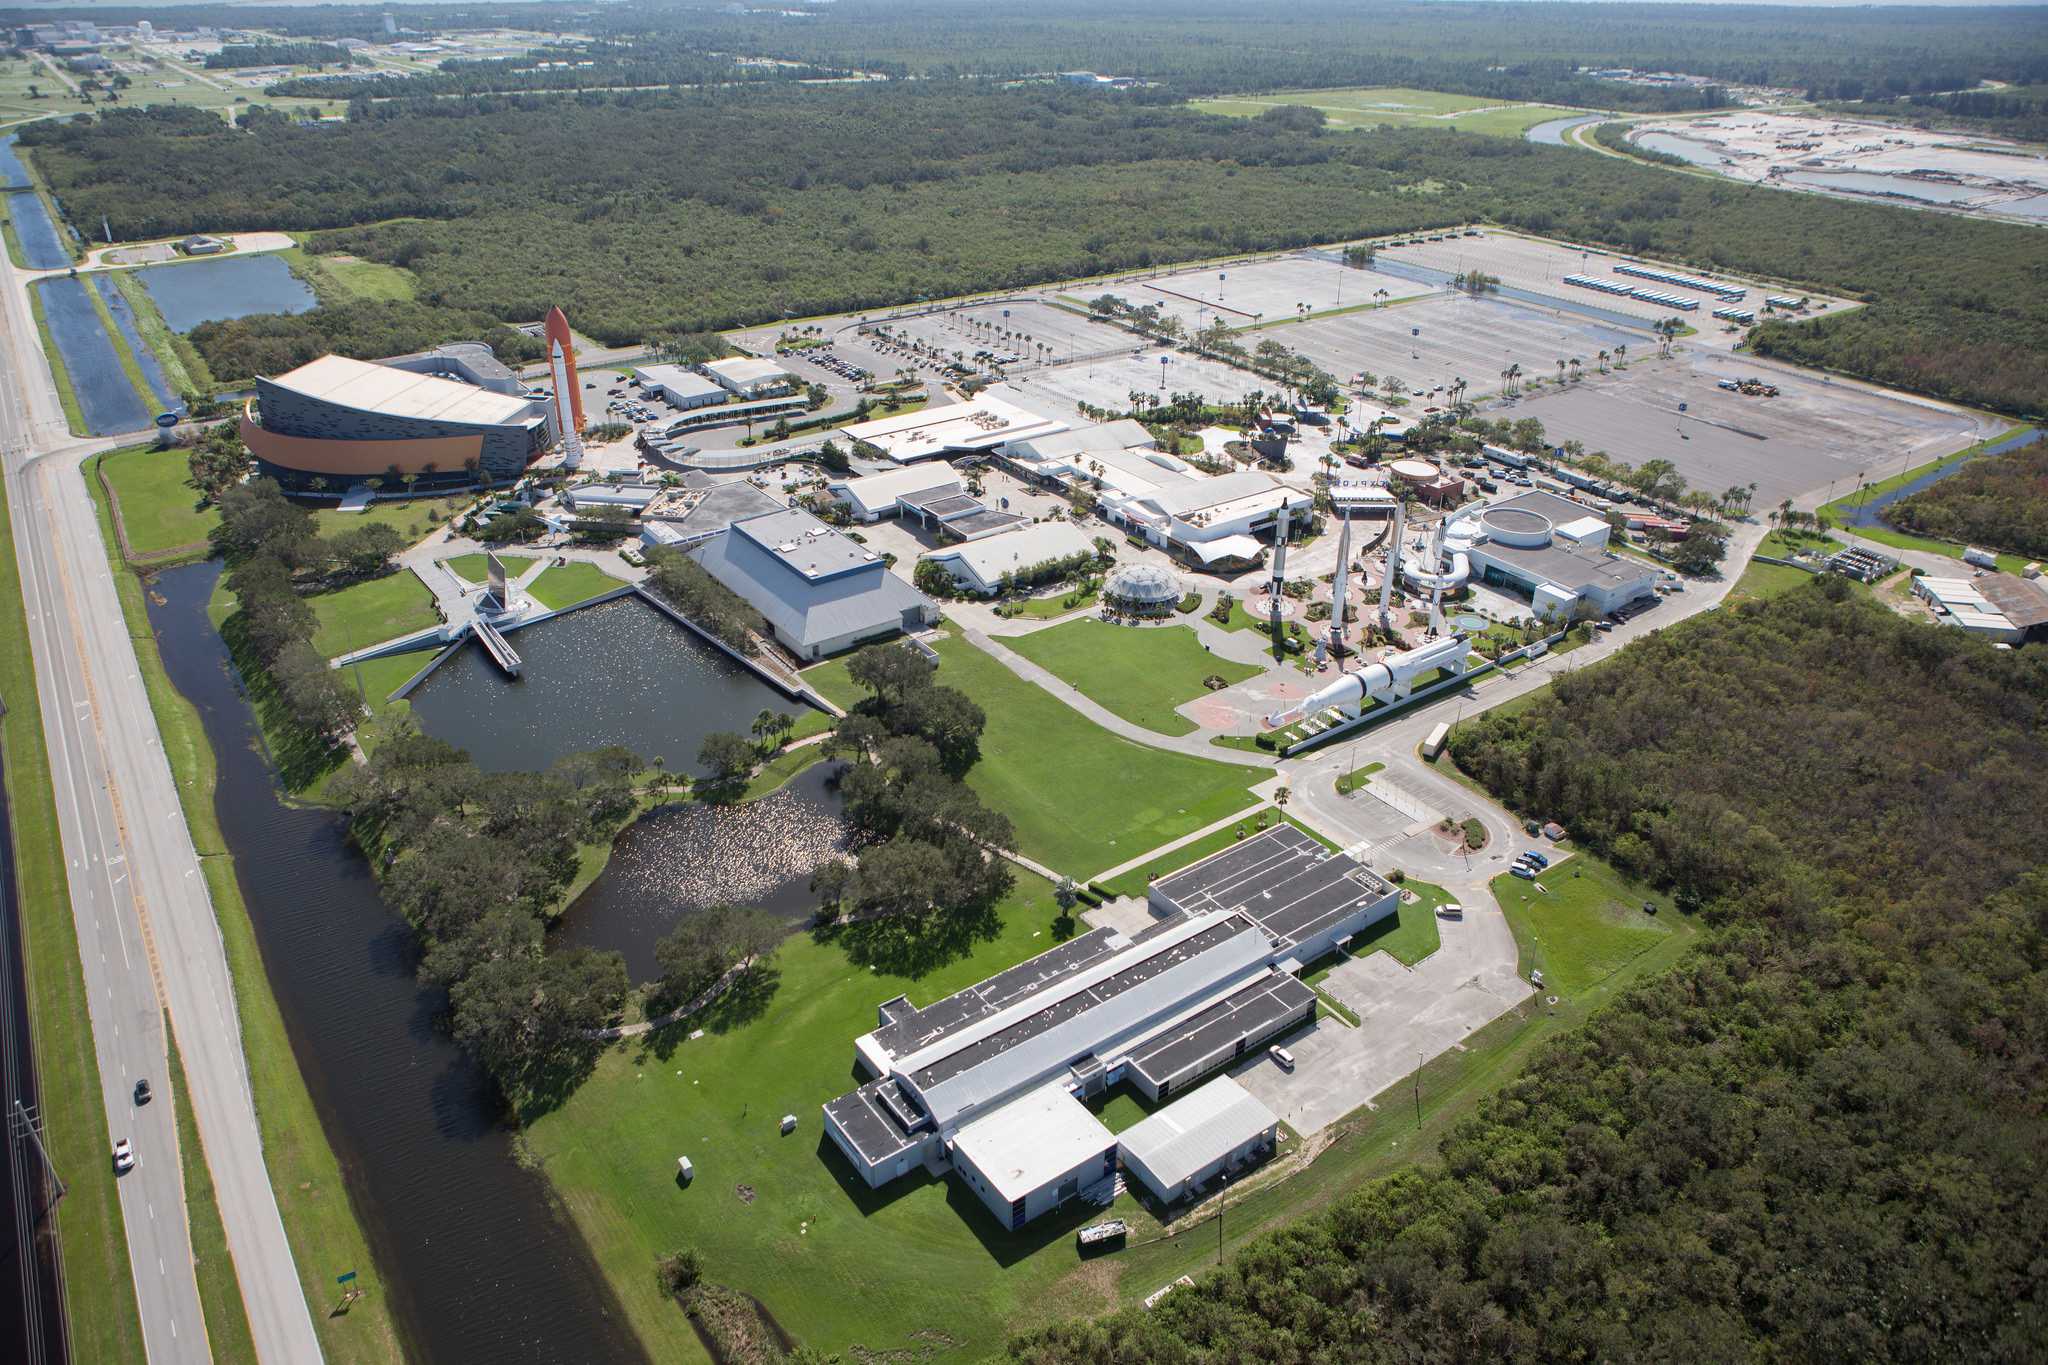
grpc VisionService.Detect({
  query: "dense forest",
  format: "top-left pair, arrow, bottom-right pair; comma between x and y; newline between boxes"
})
21,88 -> 2048,412
264,38 -> 849,101
1016,583 -> 2048,1360
1883,444 -> 2048,559
1823,84 -> 2048,147
18,0 -> 2039,102
203,42 -> 358,69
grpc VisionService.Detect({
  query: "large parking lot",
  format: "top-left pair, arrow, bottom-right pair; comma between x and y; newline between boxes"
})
1279,292 -> 1643,402
882,298 -> 1131,368
1101,253 -> 1434,333
1503,349 -> 1996,507
993,347 -> 1267,425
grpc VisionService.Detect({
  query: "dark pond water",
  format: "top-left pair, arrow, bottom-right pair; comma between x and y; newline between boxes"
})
0,134 -> 29,191
93,273 -> 179,412
559,760 -> 852,980
408,596 -> 814,776
5,188 -> 69,270
136,253 -> 316,332
35,276 -> 153,435
144,560 -> 645,1365
1840,426 -> 2046,529
1524,114 -> 1603,147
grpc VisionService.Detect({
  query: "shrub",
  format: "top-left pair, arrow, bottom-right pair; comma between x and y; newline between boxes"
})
656,1249 -> 703,1297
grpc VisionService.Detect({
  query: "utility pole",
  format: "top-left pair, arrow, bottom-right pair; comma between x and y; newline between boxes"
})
1413,1051 -> 1423,1128
11,1100 -> 65,1210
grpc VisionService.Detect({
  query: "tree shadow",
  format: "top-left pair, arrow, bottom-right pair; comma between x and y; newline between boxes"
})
511,1034 -> 611,1124
833,903 -> 1000,979
216,609 -> 350,791
634,962 -> 783,1063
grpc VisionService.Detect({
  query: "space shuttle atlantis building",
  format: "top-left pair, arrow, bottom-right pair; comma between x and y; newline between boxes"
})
546,306 -> 586,470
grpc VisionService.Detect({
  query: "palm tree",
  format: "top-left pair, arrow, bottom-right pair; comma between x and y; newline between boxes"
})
751,709 -> 779,747
1556,358 -> 1566,387
1597,349 -> 1610,373
1568,357 -> 1582,383
1614,343 -> 1628,368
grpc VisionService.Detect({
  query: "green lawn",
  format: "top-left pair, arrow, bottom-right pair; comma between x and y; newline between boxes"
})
528,562 -> 629,611
524,873 -> 1179,1363
312,493 -> 469,544
1491,855 -> 1674,997
308,570 -> 439,659
1728,558 -> 1823,605
928,631 -> 1262,878
1335,760 -> 1384,795
1002,618 -> 1261,737
96,444 -> 216,558
1192,87 -> 1577,138
1009,584 -> 1099,619
443,551 -> 535,583
1302,877 -> 1447,982
0,477 -> 149,1362
803,633 -> 1262,878
281,245 -> 419,303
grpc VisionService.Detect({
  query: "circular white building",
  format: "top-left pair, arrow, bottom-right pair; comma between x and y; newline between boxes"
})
1103,563 -> 1183,618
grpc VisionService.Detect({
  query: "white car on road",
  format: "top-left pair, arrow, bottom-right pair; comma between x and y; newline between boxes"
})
112,1138 -> 135,1174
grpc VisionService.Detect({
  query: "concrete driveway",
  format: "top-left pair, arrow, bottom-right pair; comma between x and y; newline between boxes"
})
1231,895 -> 1531,1136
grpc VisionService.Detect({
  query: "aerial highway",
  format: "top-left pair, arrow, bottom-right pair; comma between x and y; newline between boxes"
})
1,243 -> 324,1360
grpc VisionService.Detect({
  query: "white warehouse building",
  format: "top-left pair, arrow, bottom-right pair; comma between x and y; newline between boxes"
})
1117,1076 -> 1278,1206
918,521 -> 1095,596
701,356 -> 795,399
636,363 -> 727,411
1464,491 -> 1660,620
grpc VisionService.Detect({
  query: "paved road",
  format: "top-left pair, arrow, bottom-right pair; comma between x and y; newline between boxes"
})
1,222 -> 323,1359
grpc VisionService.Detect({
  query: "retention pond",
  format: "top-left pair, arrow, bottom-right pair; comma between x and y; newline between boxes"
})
136,253 -> 316,331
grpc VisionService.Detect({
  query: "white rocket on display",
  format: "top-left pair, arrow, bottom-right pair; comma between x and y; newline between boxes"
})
1263,632 -> 1470,731
1328,514 -> 1352,657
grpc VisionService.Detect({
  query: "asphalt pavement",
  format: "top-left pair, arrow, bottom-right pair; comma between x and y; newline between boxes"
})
2,230 -> 323,1360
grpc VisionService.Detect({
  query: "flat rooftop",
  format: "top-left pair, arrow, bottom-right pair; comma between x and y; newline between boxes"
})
952,1082 -> 1112,1204
638,363 -> 726,400
823,1077 -> 928,1168
908,916 -> 1259,1090
731,507 -> 884,582
269,353 -> 537,427
842,396 -> 1067,462
1118,1075 -> 1278,1192
1148,824 -> 1392,956
1124,972 -> 1314,1094
705,356 -> 791,385
871,926 -> 1126,1062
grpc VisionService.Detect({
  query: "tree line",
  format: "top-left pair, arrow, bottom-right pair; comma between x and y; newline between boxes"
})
1882,442 -> 2048,559
21,82 -> 2048,414
1017,583 -> 2048,1360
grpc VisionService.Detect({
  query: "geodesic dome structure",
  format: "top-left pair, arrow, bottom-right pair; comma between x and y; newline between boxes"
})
1103,563 -> 1182,617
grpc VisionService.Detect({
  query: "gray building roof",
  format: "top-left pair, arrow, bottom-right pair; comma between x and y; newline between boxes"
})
1119,1076 -> 1277,1193
1149,825 -> 1393,956
690,507 -> 932,651
1474,538 -> 1655,595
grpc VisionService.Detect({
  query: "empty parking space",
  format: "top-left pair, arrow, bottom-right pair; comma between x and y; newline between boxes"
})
993,348 -> 1263,425
1277,293 -> 1644,402
1507,351 -> 1993,506
1101,254 -> 1434,334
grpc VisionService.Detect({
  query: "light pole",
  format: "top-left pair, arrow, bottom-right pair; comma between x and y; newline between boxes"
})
1215,1169 -> 1232,1264
1160,355 -> 1170,391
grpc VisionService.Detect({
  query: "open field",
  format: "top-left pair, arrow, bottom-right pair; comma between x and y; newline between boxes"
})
97,444 -> 213,557
311,492 -> 469,542
1193,87 -> 1580,139
802,630 -> 1261,880
1491,855 -> 1673,997
522,873 -> 1190,1364
308,570 -> 438,659
1001,619 -> 1261,736
1102,253 -> 1433,334
1504,349 -> 1995,508
528,562 -> 628,610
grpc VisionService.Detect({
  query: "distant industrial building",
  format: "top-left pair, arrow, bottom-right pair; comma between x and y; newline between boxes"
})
1465,490 -> 1660,619
830,465 -> 963,522
702,356 -> 795,399
842,396 -> 1067,463
917,521 -> 1095,596
1111,469 -> 1312,571
1914,573 -> 2048,644
637,363 -> 727,411
823,826 -> 1393,1228
243,351 -> 555,492
689,507 -> 938,659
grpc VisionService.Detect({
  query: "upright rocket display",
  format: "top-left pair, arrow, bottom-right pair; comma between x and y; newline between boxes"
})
545,306 -> 585,470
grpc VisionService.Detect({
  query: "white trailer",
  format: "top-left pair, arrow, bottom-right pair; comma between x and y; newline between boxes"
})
1422,721 -> 1451,760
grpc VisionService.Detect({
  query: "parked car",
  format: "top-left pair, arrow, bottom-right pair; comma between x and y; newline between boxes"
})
112,1138 -> 135,1174
1268,1045 -> 1296,1071
1510,864 -> 1537,881
1523,851 -> 1550,868
1436,902 -> 1463,920
133,1078 -> 152,1105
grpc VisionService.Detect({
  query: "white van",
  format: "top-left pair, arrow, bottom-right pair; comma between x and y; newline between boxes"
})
1268,1045 -> 1296,1071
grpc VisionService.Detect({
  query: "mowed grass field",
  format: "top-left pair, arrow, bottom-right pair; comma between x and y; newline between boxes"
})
96,444 -> 214,557
803,628 -> 1263,879
523,874 -> 1177,1363
1192,86 -> 1581,138
445,551 -> 535,583
528,561 -> 627,610
1492,854 -> 1674,997
308,569 -> 438,658
1001,618 -> 1260,736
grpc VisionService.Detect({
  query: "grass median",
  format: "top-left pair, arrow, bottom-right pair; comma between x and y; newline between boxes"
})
95,444 -> 216,561
0,474 -> 148,1362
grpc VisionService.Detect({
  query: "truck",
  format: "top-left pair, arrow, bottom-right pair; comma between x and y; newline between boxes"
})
1964,546 -> 2000,570
1422,721 -> 1451,760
